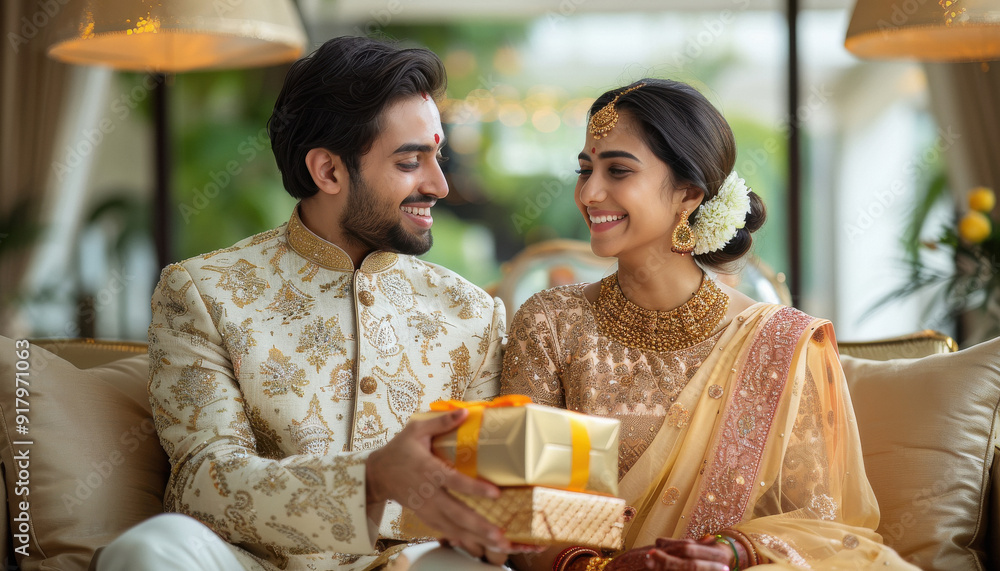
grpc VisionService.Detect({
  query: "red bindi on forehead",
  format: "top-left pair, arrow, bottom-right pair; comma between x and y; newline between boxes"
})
591,147 -> 596,154
434,133 -> 440,144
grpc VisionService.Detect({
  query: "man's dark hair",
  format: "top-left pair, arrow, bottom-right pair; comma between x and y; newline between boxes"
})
267,36 -> 447,199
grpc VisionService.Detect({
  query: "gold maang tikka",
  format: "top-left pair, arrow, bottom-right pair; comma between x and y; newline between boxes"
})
587,83 -> 646,140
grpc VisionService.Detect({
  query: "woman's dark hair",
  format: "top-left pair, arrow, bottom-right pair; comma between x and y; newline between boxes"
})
587,78 -> 766,272
267,36 -> 447,199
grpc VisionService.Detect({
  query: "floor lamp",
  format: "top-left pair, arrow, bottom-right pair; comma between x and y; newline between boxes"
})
45,0 -> 307,272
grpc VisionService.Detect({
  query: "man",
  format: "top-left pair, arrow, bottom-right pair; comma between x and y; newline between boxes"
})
97,36 -> 514,570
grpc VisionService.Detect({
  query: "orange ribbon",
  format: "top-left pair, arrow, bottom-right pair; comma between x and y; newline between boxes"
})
429,395 -> 592,492
430,395 -> 532,478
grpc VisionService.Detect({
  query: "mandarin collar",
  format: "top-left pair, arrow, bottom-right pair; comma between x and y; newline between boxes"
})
285,206 -> 398,273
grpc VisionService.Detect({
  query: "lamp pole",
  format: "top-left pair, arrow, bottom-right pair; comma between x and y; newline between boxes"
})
152,72 -> 171,271
787,0 -> 802,306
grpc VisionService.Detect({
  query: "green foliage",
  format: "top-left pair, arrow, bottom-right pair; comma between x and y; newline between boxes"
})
168,68 -> 296,260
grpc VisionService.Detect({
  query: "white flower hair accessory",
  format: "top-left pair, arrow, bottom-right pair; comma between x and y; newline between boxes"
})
691,170 -> 751,255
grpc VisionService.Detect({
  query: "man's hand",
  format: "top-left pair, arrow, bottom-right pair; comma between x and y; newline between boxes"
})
366,409 -> 511,555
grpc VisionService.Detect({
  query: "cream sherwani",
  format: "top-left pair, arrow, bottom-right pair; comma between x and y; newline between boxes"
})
147,207 -> 505,570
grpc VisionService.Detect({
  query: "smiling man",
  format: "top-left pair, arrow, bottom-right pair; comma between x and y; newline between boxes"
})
96,37 -> 511,571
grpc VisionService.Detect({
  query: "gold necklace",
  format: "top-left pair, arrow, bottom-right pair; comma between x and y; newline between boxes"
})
592,272 -> 729,353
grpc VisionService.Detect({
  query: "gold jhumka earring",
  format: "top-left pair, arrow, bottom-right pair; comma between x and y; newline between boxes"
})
671,209 -> 696,254
587,83 -> 645,140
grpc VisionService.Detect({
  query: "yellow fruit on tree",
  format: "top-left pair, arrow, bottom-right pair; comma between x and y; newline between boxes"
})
959,211 -> 992,244
968,187 -> 996,213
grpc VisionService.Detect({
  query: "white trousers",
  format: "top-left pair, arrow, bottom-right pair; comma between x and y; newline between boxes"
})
94,514 -> 263,571
95,514 -> 510,571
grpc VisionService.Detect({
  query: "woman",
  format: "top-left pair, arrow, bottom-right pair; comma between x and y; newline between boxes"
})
500,79 -> 916,571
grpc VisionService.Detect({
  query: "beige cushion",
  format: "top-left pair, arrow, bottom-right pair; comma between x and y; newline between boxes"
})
0,336 -> 167,570
841,336 -> 1000,571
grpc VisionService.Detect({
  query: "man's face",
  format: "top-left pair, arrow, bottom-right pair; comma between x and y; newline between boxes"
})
339,95 -> 448,256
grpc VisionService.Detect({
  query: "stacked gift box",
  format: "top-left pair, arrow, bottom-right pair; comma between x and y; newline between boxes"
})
402,396 -> 626,550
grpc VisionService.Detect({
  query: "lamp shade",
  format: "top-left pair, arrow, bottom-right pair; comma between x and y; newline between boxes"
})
47,0 -> 307,72
845,0 -> 1000,62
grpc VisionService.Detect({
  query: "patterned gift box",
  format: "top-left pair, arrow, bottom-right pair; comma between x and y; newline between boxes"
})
402,486 -> 626,550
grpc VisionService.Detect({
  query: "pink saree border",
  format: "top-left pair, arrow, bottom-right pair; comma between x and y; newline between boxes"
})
684,307 -> 815,538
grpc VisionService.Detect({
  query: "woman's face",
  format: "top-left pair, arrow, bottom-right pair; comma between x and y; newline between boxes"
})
574,113 -> 690,261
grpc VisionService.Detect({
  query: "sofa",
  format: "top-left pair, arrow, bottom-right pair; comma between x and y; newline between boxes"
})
0,331 -> 997,570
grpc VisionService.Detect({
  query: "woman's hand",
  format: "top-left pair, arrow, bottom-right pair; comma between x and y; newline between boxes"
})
596,536 -> 738,571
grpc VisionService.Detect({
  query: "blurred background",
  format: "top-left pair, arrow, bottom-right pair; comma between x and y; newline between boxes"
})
2,0 -> 994,345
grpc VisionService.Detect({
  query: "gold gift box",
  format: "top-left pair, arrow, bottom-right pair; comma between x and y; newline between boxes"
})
403,486 -> 626,550
414,402 -> 620,496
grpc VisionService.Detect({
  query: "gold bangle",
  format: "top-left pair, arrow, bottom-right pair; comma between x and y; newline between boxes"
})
721,528 -> 759,567
584,556 -> 612,571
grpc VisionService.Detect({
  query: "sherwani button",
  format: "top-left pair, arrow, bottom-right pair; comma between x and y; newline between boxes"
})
360,376 -> 378,394
359,291 -> 375,306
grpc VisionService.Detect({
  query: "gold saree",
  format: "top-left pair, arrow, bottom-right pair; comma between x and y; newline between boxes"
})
501,286 -> 918,569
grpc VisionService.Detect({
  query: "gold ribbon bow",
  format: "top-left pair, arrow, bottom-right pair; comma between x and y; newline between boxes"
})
429,394 -> 593,492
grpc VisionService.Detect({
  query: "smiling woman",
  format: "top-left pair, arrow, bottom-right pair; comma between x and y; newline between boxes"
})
501,79 -> 919,571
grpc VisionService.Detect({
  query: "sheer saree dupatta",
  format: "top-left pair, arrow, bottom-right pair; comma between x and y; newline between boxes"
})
620,304 -> 917,569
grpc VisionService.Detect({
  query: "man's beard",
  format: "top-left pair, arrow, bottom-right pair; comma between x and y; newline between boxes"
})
339,171 -> 433,256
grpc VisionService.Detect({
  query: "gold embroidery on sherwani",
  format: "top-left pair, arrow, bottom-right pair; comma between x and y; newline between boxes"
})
376,353 -> 426,426
287,395 -> 334,454
445,282 -> 485,319
171,359 -> 221,430
378,270 -> 417,311
362,251 -> 398,273
296,315 -> 348,372
447,344 -> 473,399
285,207 -> 354,271
260,347 -> 309,398
245,405 -> 283,460
202,294 -> 225,328
249,227 -> 281,247
265,241 -> 291,276
266,522 -> 324,555
408,311 -> 448,366
252,463 -> 288,496
284,456 -> 363,542
203,259 -> 269,308
363,312 -> 401,356
324,359 -> 356,403
354,401 -> 388,449
266,281 -> 314,324
319,274 -> 351,297
684,308 -> 814,539
210,455 -> 252,497
158,267 -> 193,326
222,317 -> 257,379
